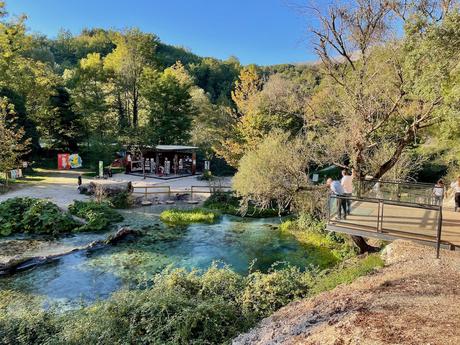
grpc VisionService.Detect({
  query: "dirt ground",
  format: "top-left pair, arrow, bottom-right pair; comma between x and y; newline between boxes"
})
233,240 -> 460,345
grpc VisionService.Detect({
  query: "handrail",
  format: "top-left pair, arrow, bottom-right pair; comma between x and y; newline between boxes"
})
356,178 -> 442,207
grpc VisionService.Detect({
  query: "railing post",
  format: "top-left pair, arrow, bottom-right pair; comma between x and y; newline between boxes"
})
436,206 -> 443,259
326,193 -> 331,223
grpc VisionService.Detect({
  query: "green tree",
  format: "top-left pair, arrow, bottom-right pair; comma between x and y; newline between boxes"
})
104,29 -> 158,128
65,52 -> 115,144
0,2 -> 58,155
141,68 -> 195,144
44,86 -> 83,151
308,0 -> 455,180
0,98 -> 30,186
233,131 -> 316,213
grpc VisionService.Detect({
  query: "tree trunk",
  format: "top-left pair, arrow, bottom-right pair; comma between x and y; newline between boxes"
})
0,227 -> 140,276
132,86 -> 138,128
373,129 -> 415,180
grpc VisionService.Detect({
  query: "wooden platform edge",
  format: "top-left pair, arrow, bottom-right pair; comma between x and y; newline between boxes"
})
326,224 -> 458,251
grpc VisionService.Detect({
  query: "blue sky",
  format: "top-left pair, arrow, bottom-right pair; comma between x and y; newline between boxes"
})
5,0 -> 327,65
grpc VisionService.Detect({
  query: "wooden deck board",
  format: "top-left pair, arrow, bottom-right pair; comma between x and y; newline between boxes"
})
328,201 -> 460,248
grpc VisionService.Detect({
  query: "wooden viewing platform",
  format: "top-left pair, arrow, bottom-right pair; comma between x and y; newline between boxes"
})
326,180 -> 460,257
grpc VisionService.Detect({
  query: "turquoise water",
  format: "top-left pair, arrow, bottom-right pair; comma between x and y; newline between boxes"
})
0,210 -> 311,308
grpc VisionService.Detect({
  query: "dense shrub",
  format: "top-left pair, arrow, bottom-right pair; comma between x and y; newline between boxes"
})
108,191 -> 133,209
0,290 -> 60,345
69,200 -> 123,232
242,266 -> 313,319
0,197 -> 78,236
203,192 -> 280,217
0,255 -> 383,345
160,208 -> 220,225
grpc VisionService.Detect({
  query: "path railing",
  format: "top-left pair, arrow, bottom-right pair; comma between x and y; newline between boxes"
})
356,179 -> 442,206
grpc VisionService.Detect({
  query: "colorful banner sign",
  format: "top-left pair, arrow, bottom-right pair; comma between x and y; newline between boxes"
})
58,153 -> 70,170
58,153 -> 82,169
69,154 -> 83,168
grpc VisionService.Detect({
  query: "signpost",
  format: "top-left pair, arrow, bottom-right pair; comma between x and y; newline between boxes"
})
99,161 -> 104,178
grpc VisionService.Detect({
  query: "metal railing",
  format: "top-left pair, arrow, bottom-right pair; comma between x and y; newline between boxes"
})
327,193 -> 444,258
356,179 -> 443,206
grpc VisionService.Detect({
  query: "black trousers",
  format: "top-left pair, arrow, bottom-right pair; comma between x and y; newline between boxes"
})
336,197 -> 347,219
455,193 -> 460,210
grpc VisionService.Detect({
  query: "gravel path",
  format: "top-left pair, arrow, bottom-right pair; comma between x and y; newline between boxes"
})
0,172 -> 90,210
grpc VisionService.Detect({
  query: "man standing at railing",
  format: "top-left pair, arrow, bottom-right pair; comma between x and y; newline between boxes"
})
341,169 -> 354,215
327,178 -> 347,220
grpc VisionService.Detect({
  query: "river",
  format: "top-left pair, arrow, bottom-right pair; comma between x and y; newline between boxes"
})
0,208 -> 312,309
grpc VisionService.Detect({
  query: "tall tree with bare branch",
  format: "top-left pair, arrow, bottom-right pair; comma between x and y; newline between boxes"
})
307,0 -> 457,180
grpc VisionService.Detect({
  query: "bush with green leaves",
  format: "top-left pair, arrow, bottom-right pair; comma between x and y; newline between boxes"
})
108,191 -> 132,209
69,200 -> 123,232
0,197 -> 78,236
203,192 -> 280,218
0,255 -> 383,345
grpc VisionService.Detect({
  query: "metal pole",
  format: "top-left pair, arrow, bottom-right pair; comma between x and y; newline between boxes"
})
377,201 -> 381,232
436,206 -> 443,259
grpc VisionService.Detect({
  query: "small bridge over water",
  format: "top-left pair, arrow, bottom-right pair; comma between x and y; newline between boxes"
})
326,180 -> 460,257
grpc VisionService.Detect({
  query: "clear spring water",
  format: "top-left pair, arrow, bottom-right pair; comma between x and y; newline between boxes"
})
0,209 -> 312,309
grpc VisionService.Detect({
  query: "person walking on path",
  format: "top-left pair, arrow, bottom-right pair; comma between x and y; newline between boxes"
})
341,169 -> 354,215
327,178 -> 347,220
451,176 -> 460,212
432,179 -> 445,206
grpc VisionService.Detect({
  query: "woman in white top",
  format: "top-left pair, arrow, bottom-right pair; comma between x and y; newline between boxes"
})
432,179 -> 444,206
451,175 -> 460,212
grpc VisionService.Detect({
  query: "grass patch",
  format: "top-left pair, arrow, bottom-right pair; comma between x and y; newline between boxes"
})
310,254 -> 384,295
279,214 -> 356,269
69,200 -> 123,232
160,208 -> 220,225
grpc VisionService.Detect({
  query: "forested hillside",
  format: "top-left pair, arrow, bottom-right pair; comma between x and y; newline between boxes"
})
1,0 -> 459,182
0,1 -> 322,172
